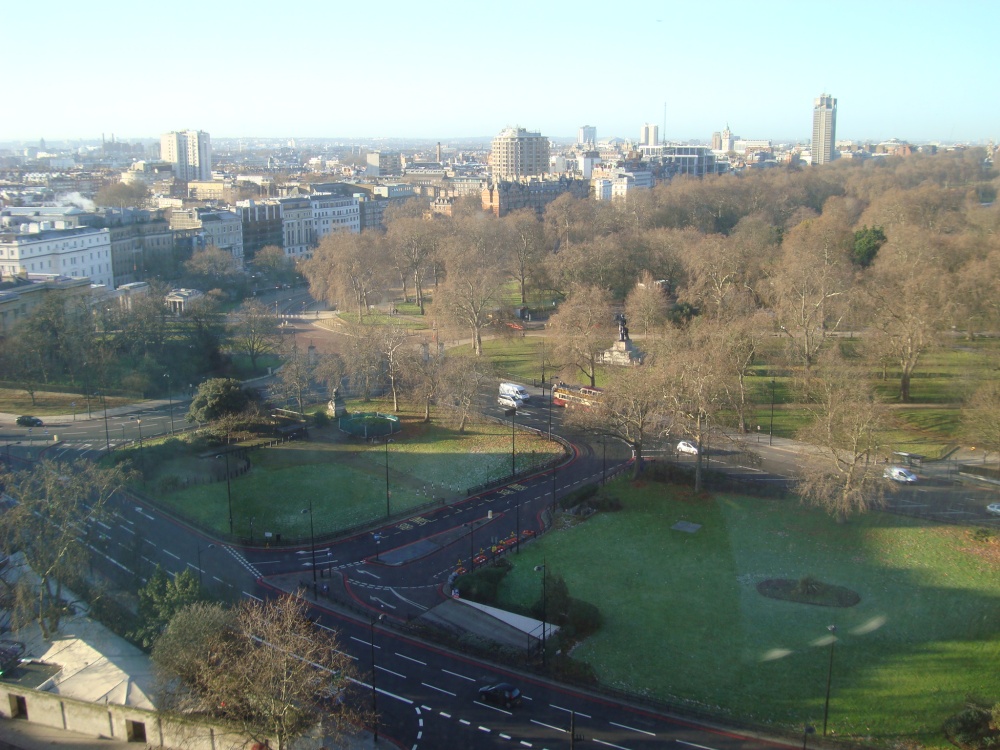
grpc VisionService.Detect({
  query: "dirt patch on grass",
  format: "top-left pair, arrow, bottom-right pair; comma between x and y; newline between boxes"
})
757,578 -> 861,607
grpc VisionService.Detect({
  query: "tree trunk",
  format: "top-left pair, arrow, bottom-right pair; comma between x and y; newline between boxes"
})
473,327 -> 483,356
423,396 -> 431,422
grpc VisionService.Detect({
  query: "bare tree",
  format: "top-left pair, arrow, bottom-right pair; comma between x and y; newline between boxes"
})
768,200 -> 854,369
434,215 -> 509,356
385,216 -> 442,314
658,325 -> 728,492
303,231 -> 387,322
504,209 -> 547,304
0,461 -> 135,638
571,360 -> 667,480
152,595 -> 358,750
547,285 -> 614,387
795,352 -> 889,522
442,355 -> 496,433
961,377 -> 1000,462
230,299 -> 280,371
375,322 -> 413,412
863,226 -> 952,402
625,272 -> 669,339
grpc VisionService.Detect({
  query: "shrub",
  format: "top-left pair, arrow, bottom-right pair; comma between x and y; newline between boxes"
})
942,698 -> 999,749
559,484 -> 598,510
795,575 -> 823,596
456,559 -> 511,605
971,527 -> 996,544
312,409 -> 330,427
565,598 -> 602,638
591,494 -> 623,512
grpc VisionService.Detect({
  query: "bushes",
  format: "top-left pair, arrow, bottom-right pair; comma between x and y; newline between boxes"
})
456,559 -> 512,605
559,484 -> 598,510
942,698 -> 1000,749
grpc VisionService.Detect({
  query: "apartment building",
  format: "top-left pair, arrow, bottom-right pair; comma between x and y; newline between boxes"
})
0,224 -> 113,287
160,130 -> 212,181
490,127 -> 549,180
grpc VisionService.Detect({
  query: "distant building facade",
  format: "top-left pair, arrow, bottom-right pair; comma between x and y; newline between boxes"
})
578,125 -> 597,145
161,130 -> 212,181
490,128 -> 549,181
481,176 -> 588,218
640,123 -> 659,147
811,94 -> 837,165
0,224 -> 113,287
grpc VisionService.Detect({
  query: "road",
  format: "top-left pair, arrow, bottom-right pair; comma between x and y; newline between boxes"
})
7,371 -> 998,749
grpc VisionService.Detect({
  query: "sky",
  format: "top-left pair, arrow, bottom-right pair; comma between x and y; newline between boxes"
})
4,0 -> 997,145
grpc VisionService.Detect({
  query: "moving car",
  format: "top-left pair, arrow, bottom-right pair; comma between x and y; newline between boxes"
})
477,682 -> 522,708
986,503 -> 1000,516
498,394 -> 524,411
676,440 -> 699,455
16,416 -> 43,427
883,466 -> 918,483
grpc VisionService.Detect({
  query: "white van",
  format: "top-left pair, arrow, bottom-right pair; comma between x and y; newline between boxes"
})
498,394 -> 524,410
499,382 -> 530,402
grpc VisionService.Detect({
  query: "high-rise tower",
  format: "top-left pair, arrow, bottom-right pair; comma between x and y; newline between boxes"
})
161,130 -> 212,181
811,95 -> 837,165
490,127 -> 549,180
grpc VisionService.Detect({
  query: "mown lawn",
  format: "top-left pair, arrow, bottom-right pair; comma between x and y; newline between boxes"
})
155,416 -> 562,539
496,480 -> 1000,744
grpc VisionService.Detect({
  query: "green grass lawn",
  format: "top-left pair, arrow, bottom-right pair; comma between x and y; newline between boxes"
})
495,480 -> 1000,744
154,416 -> 562,539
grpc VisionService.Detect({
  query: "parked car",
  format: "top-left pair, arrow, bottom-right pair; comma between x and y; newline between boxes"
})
16,416 -> 43,427
498,394 -> 524,411
477,682 -> 522,708
986,503 -> 1000,516
883,466 -> 918,483
676,440 -> 699,455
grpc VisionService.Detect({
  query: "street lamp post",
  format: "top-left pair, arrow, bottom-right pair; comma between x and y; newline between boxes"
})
602,433 -> 607,485
802,725 -> 815,750
164,373 -> 174,435
302,498 -> 316,585
769,378 -> 776,447
534,560 -> 547,668
822,624 -> 837,736
136,418 -> 144,473
217,453 -> 233,534
511,408 -> 516,476
370,613 -> 384,743
101,393 -> 111,453
196,542 -> 215,587
384,438 -> 392,518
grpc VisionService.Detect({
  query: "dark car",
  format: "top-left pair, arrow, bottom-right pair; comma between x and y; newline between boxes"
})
477,682 -> 522,708
16,416 -> 43,427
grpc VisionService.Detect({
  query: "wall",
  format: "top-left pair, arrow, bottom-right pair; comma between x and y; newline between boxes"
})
0,684 -> 264,750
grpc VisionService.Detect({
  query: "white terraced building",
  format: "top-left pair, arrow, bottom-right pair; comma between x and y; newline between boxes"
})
0,223 -> 113,287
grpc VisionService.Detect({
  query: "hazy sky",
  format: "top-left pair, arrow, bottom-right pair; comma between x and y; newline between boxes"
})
4,0 -> 996,144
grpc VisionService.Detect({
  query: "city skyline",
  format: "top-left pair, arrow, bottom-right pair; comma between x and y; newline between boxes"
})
2,0 -> 997,145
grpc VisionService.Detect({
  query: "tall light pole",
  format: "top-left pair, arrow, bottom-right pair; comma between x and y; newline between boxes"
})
136,418 -> 144,474
534,560 -> 547,668
822,625 -> 837,736
384,438 -> 393,518
301,499 -> 316,585
370,613 -> 384,743
602,433 -> 607,485
217,453 -> 233,534
769,378 -> 776,446
100,392 -> 111,453
511,407 -> 516,476
196,542 -> 215,588
164,373 -> 174,435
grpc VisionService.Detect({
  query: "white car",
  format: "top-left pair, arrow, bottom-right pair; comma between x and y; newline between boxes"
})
676,440 -> 699,455
986,503 -> 1000,517
498,394 -> 523,411
883,466 -> 918,483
